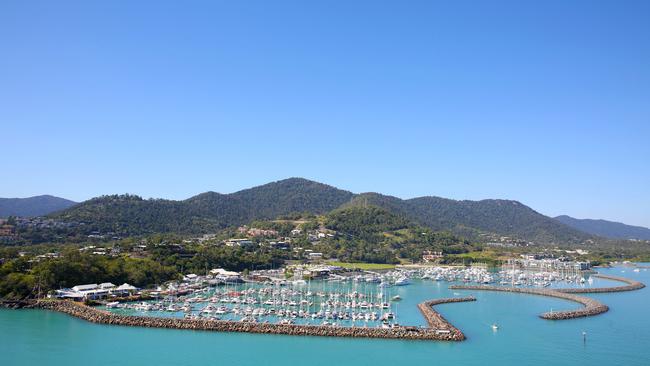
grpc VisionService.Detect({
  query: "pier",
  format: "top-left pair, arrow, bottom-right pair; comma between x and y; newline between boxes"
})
33,298 -> 470,341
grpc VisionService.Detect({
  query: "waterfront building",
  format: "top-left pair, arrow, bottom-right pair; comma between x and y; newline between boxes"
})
55,282 -> 138,300
210,268 -> 243,283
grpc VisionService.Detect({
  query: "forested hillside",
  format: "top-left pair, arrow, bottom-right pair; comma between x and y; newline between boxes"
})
50,178 -> 354,235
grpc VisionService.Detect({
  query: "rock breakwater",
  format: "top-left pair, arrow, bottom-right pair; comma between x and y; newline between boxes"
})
35,299 -> 467,341
557,274 -> 645,294
450,273 -> 644,320
449,286 -> 609,320
417,297 -> 475,340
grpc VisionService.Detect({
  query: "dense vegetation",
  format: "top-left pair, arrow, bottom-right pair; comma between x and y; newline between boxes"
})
48,178 -> 354,236
344,193 -> 595,245
311,206 -> 477,264
0,239 -> 289,300
0,249 -> 178,300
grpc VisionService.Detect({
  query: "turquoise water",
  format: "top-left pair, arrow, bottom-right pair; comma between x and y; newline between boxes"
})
2,265 -> 650,366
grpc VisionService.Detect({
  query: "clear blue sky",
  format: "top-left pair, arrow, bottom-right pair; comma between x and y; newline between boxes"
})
1,1 -> 649,227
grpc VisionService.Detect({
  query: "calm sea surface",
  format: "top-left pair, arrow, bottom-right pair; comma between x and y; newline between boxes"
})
2,265 -> 649,366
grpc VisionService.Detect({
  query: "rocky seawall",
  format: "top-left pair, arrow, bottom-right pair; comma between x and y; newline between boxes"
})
0,300 -> 36,309
450,273 -> 645,320
417,297 -> 475,340
448,286 -> 609,320
34,299 -> 467,341
556,274 -> 645,294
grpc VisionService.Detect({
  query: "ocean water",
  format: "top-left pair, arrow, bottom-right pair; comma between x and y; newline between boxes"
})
2,265 -> 649,366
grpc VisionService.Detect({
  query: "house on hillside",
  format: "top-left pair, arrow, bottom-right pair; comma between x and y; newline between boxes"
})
224,239 -> 256,248
422,251 -> 443,262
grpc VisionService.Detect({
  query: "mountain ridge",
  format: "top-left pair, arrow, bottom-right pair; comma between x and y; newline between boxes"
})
554,215 -> 650,240
345,193 -> 592,244
0,195 -> 77,217
47,178 -> 599,245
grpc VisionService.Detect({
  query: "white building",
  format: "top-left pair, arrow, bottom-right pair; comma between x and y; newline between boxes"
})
210,268 -> 243,283
55,282 -> 137,300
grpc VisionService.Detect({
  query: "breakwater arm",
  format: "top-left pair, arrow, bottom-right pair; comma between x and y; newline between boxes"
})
556,274 -> 645,294
417,297 -> 475,340
33,299 -> 470,341
448,286 -> 609,320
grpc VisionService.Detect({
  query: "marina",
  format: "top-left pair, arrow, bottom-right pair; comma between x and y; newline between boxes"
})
33,297 -> 467,341
15,265 -> 641,342
3,264 -> 650,366
91,264 -> 635,327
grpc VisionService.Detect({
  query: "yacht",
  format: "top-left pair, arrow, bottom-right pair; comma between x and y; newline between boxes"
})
394,277 -> 410,286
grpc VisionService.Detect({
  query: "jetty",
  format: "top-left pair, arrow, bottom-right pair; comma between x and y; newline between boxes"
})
33,297 -> 472,341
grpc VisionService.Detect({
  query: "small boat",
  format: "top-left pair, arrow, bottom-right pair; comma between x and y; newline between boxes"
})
391,295 -> 402,301
394,277 -> 410,286
105,301 -> 120,309
491,323 -> 499,331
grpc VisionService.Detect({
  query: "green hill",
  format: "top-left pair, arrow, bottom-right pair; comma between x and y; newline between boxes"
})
345,193 -> 592,245
51,178 -> 353,235
315,206 -> 474,263
49,177 -> 597,245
